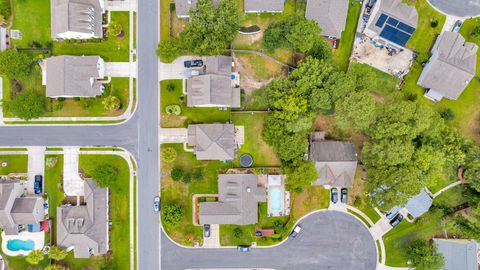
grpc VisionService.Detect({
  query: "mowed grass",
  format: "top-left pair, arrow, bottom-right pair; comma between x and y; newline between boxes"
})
44,155 -> 65,245
160,80 -> 231,127
11,0 -> 51,47
76,155 -> 131,270
231,112 -> 280,167
0,155 -> 28,174
332,0 -> 361,71
406,0 -> 446,53
349,62 -> 399,97
235,52 -> 285,80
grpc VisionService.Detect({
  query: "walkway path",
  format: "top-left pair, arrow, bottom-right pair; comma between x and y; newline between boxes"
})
433,180 -> 462,198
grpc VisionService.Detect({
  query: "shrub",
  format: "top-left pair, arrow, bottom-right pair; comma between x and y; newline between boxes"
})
48,245 -> 68,261
156,39 -> 181,63
471,26 -> 480,38
5,91 -> 45,120
162,204 -> 184,226
108,21 -> 123,37
415,52 -> 431,64
353,196 -> 362,208
46,157 -> 59,168
165,105 -> 181,115
57,97 -> 66,102
171,166 -> 184,181
440,108 -> 455,121
273,220 -> 285,233
91,164 -> 118,188
102,96 -> 121,111
161,147 -> 177,163
73,97 -> 81,101
192,169 -> 203,181
166,82 -> 176,92
181,172 -> 192,183
26,250 -> 44,265
233,227 -> 243,239
0,49 -> 33,78
430,20 -> 438,28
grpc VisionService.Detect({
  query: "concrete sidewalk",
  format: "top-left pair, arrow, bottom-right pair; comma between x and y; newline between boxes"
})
26,147 -> 46,195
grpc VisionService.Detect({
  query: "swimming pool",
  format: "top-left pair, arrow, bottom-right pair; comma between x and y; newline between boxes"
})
6,239 -> 34,252
269,188 -> 282,212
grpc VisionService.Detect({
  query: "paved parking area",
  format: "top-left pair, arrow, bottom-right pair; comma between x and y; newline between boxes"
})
428,0 -> 480,18
26,147 -> 45,195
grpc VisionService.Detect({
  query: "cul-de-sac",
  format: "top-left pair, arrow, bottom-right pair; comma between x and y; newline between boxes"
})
0,0 -> 479,269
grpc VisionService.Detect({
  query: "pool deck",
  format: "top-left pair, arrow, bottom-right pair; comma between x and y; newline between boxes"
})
1,231 -> 45,256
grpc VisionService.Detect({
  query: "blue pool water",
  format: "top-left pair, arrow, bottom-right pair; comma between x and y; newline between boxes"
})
7,239 -> 35,252
270,188 -> 282,212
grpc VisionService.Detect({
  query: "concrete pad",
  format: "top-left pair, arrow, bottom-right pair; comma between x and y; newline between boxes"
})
26,147 -> 46,195
105,62 -> 132,77
63,147 -> 84,196
159,128 -> 188,143
1,231 -> 45,256
159,56 -> 193,80
202,224 -> 220,248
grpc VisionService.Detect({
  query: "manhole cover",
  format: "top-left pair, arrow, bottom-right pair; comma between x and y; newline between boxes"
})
240,154 -> 253,167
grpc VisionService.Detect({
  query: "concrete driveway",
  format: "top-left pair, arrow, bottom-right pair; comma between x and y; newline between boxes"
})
202,224 -> 220,248
26,147 -> 45,195
162,211 -> 377,270
105,62 -> 135,78
428,0 -> 480,17
159,56 -> 198,80
63,147 -> 84,196
159,128 -> 188,143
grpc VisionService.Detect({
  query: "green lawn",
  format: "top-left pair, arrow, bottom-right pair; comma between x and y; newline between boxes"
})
433,184 -> 469,209
160,80 -> 231,127
0,155 -> 28,174
74,154 -> 131,270
220,224 -> 255,246
332,0 -> 361,71
161,144 -> 231,246
160,0 -> 171,41
44,155 -> 65,245
231,112 -> 280,167
11,0 -> 51,47
349,62 -> 399,97
357,199 -> 381,224
406,0 -> 445,53
235,52 -> 285,80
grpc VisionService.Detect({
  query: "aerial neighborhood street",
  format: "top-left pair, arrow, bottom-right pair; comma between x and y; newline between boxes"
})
1,0 -> 480,270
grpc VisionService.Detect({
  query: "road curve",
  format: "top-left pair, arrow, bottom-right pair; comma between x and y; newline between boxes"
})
161,211 -> 378,270
428,0 -> 480,17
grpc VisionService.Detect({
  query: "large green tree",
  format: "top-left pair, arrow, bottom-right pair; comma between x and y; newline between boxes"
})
0,49 -> 32,78
285,160 -> 318,192
156,38 -> 181,63
406,239 -> 444,270
180,0 -> 239,55
286,19 -> 321,53
335,91 -> 377,130
5,90 -> 45,120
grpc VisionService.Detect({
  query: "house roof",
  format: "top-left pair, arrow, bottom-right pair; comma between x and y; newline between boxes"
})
434,239 -> 478,270
199,174 -> 266,225
51,0 -> 103,38
57,179 -> 108,258
187,124 -> 237,160
244,0 -> 285,12
45,55 -> 104,97
305,0 -> 349,38
11,197 -> 45,225
310,141 -> 357,187
174,0 -> 220,17
418,31 -> 478,100
204,56 -> 232,76
186,75 -> 240,107
405,189 -> 432,218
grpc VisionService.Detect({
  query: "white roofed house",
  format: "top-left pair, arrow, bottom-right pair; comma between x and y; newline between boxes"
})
43,55 -> 105,98
51,0 -> 105,40
418,31 -> 478,102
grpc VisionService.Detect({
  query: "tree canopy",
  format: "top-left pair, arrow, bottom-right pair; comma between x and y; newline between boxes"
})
91,163 -> 119,188
0,49 -> 33,78
156,38 -> 181,63
5,90 -> 45,120
335,91 -> 377,130
285,160 -> 318,192
48,246 -> 68,261
162,204 -> 184,226
26,249 -> 45,265
406,239 -> 444,270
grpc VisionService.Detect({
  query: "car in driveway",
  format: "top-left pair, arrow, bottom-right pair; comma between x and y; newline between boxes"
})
289,225 -> 302,239
341,188 -> 348,203
34,175 -> 42,194
204,224 -> 210,238
386,209 -> 399,220
184,59 -> 203,68
331,188 -> 338,203
389,214 -> 403,227
153,196 -> 161,212
237,245 -> 251,252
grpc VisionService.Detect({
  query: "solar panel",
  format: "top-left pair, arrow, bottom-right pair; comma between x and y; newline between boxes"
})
375,13 -> 388,28
387,17 -> 399,27
380,25 -> 411,46
397,22 -> 416,34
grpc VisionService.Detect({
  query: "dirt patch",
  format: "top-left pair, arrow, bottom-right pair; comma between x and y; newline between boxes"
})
161,115 -> 186,128
466,110 -> 480,143
11,79 -> 23,97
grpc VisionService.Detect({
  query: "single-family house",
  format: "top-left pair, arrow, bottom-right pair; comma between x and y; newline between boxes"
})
51,0 -> 105,40
44,55 -> 105,98
364,0 -> 418,47
244,0 -> 285,13
0,180 -> 45,235
187,123 -> 243,161
418,31 -> 478,102
175,0 -> 220,18
305,0 -> 349,39
433,239 -> 478,270
187,56 -> 240,108
57,179 -> 109,258
199,174 -> 266,225
405,189 -> 433,218
309,136 -> 358,187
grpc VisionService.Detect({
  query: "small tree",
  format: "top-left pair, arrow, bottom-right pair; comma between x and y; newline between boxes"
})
26,249 -> 45,265
273,220 -> 285,233
440,108 -> 455,121
165,105 -> 181,115
233,227 -> 243,239
406,239 -> 444,270
108,21 -> 123,37
102,96 -> 121,111
48,245 -> 68,261
45,265 -> 69,270
0,49 -> 33,78
161,147 -> 177,163
181,172 -> 192,183
285,161 -> 318,191
162,204 -> 184,226
5,90 -> 45,120
46,156 -> 59,168
156,39 -> 181,63
171,166 -> 184,181
91,164 -> 118,188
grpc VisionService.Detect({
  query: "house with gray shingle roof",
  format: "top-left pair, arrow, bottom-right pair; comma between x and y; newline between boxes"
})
0,180 -> 45,235
433,239 -> 478,270
187,124 -> 243,161
43,55 -> 105,98
309,137 -> 358,187
187,56 -> 240,108
244,0 -> 285,13
405,189 -> 432,218
174,0 -> 220,18
51,0 -> 105,40
305,0 -> 349,39
418,31 -> 478,102
57,179 -> 109,258
199,174 -> 266,225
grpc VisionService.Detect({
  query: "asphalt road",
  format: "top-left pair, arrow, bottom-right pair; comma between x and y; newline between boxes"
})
161,211 -> 377,270
428,0 -> 480,17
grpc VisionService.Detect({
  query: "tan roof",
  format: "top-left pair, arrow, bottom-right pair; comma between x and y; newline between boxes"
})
51,0 -> 103,38
187,124 -> 237,160
187,75 -> 240,107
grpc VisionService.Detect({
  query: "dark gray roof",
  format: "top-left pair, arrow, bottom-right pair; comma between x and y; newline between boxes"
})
199,174 -> 266,225
51,0 -> 103,38
205,56 -> 232,76
405,189 -> 432,218
366,0 -> 418,37
174,0 -> 220,17
187,75 -> 241,107
434,239 -> 478,270
57,179 -> 108,258
418,31 -> 478,100
244,0 -> 285,12
305,0 -> 349,38
45,55 -> 104,98
310,141 -> 357,187
187,124 -> 237,160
